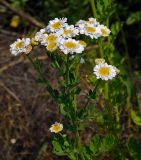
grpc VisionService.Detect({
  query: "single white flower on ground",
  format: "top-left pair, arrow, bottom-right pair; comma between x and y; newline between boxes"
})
49,122 -> 63,133
99,25 -> 111,37
93,62 -> 117,80
47,18 -> 67,32
58,38 -> 84,54
10,38 -> 31,56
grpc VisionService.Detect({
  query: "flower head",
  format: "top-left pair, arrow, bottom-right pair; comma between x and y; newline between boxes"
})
46,43 -> 58,52
49,122 -> 63,133
41,33 -> 59,46
34,28 -> 46,42
59,38 -> 84,54
93,62 -> 117,80
78,23 -> 101,39
58,25 -> 79,38
47,18 -> 67,32
76,18 -> 110,39
99,25 -> 111,37
10,38 -> 31,56
87,17 -> 99,26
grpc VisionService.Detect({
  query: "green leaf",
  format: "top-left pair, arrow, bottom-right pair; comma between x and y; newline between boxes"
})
87,89 -> 96,99
89,135 -> 100,155
52,140 -> 66,156
100,135 -> 117,152
70,54 -> 81,68
127,138 -> 141,160
126,11 -> 141,25
34,59 -> 43,72
131,110 -> 141,126
36,142 -> 48,158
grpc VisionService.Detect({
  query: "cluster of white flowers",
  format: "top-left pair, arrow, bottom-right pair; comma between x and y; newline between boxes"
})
76,18 -> 110,39
93,58 -> 119,80
10,18 -> 111,56
10,18 -> 119,80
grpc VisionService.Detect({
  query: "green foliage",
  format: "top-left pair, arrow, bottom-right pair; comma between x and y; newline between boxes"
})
6,0 -> 141,159
126,11 -> 141,25
131,110 -> 141,126
127,138 -> 141,160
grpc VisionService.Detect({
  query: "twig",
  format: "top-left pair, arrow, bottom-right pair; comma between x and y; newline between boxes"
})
0,56 -> 24,74
0,81 -> 21,103
0,55 -> 47,75
0,0 -> 45,28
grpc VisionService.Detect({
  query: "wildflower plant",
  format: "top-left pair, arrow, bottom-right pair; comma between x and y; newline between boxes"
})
10,17 -> 119,159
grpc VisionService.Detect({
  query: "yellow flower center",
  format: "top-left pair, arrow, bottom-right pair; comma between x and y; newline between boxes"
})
52,124 -> 62,132
99,67 -> 110,76
64,29 -> 72,35
86,26 -> 96,33
46,35 -> 57,43
15,41 -> 24,48
101,28 -> 107,35
64,41 -> 77,49
79,40 -> 87,47
47,43 -> 57,51
51,21 -> 61,29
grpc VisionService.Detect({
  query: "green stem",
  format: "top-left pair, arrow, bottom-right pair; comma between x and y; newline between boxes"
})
90,0 -> 97,17
90,0 -> 104,58
99,39 -> 104,57
84,79 -> 101,109
27,55 -> 45,81
26,54 -> 52,89
66,54 -> 70,85
104,83 -> 109,100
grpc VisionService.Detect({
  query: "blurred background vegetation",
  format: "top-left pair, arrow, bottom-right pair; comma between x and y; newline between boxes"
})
0,0 -> 141,160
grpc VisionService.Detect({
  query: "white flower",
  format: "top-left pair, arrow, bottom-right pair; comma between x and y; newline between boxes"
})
49,122 -> 63,133
87,17 -> 99,26
46,43 -> 58,52
76,19 -> 86,27
79,23 -> 101,39
58,38 -> 84,54
34,28 -> 46,42
41,33 -> 59,46
76,18 -> 99,30
99,25 -> 111,37
47,18 -> 67,32
93,62 -> 117,80
76,18 -> 110,38
58,25 -> 79,38
10,38 -> 31,56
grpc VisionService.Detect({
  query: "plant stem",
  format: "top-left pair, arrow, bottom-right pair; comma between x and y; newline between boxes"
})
27,55 -> 46,81
66,54 -> 70,85
26,54 -> 52,89
84,79 -> 101,109
90,0 -> 97,17
89,0 -> 104,57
